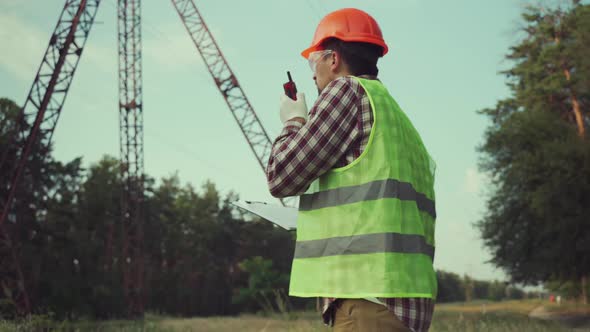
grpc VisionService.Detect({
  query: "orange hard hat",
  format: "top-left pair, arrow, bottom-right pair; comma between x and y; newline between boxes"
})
301,8 -> 389,59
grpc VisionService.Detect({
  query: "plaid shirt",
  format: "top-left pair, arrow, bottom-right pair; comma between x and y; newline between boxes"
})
266,76 -> 434,331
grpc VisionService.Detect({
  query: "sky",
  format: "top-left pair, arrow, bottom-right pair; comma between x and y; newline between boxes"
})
0,0 -> 534,282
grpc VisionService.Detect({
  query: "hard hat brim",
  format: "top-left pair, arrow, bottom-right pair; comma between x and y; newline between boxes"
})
301,35 -> 389,59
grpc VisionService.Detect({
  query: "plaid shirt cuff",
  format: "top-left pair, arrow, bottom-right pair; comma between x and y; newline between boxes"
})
283,119 -> 305,131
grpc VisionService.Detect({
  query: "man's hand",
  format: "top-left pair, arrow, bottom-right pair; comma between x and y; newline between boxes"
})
280,92 -> 308,124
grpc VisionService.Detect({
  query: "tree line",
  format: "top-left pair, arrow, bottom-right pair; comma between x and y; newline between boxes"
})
477,1 -> 590,303
1,96 -> 530,319
437,271 -> 533,303
0,98 -> 297,318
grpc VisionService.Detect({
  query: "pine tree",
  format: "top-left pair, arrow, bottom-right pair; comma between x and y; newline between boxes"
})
477,2 -> 590,303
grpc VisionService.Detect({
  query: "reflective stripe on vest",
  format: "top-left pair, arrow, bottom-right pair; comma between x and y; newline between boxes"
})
294,232 -> 435,260
289,76 -> 437,299
299,178 -> 436,218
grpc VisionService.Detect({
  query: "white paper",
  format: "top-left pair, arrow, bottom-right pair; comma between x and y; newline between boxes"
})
232,200 -> 297,230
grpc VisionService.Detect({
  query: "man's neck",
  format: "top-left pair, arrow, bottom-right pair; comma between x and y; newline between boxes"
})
334,71 -> 378,81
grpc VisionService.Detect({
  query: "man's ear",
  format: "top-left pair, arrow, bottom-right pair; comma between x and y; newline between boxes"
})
330,51 -> 341,72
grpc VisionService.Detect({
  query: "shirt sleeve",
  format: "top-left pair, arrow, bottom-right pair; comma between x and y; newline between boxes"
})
266,77 -> 361,198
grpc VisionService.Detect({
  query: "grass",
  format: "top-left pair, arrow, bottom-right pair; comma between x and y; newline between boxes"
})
157,312 -> 328,332
1,300 -> 588,331
544,301 -> 590,316
0,312 -> 328,332
432,300 -> 590,331
431,310 -> 569,332
436,299 -> 544,315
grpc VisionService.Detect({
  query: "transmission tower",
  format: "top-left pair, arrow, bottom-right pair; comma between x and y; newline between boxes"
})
1,0 -> 289,317
0,0 -> 101,315
117,0 -> 145,317
170,0 -> 292,206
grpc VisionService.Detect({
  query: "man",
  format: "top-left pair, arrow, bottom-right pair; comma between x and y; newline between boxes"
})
266,8 -> 437,332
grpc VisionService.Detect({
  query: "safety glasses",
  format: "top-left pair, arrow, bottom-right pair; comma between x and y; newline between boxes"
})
308,50 -> 334,73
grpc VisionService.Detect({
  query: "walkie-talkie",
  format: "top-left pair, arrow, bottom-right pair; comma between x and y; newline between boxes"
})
283,71 -> 297,100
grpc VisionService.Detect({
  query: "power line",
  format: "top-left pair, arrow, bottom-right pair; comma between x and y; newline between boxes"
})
304,0 -> 326,20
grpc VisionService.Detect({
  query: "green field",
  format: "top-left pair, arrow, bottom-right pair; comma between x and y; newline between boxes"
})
1,300 -> 589,331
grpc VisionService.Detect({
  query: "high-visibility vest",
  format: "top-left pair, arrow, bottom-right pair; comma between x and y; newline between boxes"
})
289,77 -> 437,299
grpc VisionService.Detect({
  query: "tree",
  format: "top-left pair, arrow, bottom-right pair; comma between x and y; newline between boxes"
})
2,95 -> 298,317
546,278 -> 590,302
233,256 -> 290,313
472,280 -> 490,301
75,156 -> 125,317
487,281 -> 507,301
477,2 -> 590,303
462,275 -> 474,302
435,270 -> 464,303
1,97 -> 57,316
500,3 -> 589,137
0,98 -> 21,141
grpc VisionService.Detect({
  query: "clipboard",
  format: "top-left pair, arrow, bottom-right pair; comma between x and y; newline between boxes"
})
232,200 -> 297,230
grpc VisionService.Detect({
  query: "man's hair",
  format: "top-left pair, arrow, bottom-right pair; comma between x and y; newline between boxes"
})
321,38 -> 382,76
